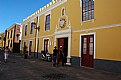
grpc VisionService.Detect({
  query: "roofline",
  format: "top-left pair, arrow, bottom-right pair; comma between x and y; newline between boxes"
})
7,23 -> 21,31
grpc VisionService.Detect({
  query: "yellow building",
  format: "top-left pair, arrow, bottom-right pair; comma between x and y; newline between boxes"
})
0,32 -> 5,49
22,0 -> 121,73
6,23 -> 22,53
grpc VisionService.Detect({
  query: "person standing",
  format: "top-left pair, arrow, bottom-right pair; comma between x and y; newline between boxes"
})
57,46 -> 65,66
4,46 -> 10,63
52,46 -> 58,67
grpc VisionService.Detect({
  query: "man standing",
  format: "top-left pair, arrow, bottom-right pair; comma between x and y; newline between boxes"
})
52,46 -> 58,67
57,46 -> 65,66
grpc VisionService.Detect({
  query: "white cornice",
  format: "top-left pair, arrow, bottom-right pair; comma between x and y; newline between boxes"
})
7,23 -> 21,31
22,38 -> 35,41
22,0 -> 67,24
38,34 -> 54,38
55,29 -> 71,36
74,23 -> 121,32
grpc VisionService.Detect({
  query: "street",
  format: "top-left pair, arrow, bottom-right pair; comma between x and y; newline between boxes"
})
0,50 -> 121,80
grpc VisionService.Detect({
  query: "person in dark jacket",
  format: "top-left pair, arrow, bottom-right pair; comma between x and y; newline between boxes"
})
52,46 -> 58,67
57,46 -> 65,66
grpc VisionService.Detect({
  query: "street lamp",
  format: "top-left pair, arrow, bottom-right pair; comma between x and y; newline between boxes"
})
31,17 -> 40,58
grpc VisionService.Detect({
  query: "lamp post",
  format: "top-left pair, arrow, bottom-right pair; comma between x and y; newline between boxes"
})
31,16 -> 40,58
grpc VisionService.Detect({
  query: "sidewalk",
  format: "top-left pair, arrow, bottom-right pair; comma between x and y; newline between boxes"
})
0,52 -> 121,80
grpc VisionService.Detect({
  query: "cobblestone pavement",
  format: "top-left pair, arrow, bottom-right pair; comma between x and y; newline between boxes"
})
0,50 -> 121,80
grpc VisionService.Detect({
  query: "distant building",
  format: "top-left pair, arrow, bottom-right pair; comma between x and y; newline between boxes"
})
6,23 -> 22,53
0,32 -> 5,49
21,0 -> 121,73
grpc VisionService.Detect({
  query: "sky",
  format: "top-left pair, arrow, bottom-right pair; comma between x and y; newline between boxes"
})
0,0 -> 52,33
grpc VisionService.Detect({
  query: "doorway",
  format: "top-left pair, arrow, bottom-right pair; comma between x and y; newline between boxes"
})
44,39 -> 49,53
58,38 -> 68,62
29,41 -> 32,56
81,35 -> 94,68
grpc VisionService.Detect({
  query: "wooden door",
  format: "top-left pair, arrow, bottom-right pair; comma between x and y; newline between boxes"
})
58,38 -> 64,52
81,35 -> 94,68
44,39 -> 49,53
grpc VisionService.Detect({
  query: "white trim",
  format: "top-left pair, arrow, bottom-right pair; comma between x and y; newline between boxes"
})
80,0 -> 82,7
54,28 -> 72,62
55,29 -> 71,36
22,38 -> 35,41
22,0 -> 67,24
35,16 -> 40,52
54,32 -> 72,65
80,32 -> 96,66
38,34 -> 54,38
74,23 -> 121,33
81,19 -> 95,25
45,11 -> 51,16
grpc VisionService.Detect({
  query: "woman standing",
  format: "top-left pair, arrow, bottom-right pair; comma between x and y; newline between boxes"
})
4,46 -> 9,63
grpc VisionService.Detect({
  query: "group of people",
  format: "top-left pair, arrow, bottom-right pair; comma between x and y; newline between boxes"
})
52,46 -> 66,67
2,46 -> 66,65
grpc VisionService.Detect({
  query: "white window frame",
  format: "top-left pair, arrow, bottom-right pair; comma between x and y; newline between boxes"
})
44,11 -> 51,32
30,20 -> 34,35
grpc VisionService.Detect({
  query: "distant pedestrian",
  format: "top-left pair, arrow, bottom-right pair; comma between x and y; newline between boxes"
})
57,46 -> 65,66
52,46 -> 58,67
4,46 -> 10,63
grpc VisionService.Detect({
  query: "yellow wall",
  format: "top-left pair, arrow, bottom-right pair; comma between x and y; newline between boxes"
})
22,0 -> 121,61
96,26 -> 121,61
6,26 -> 14,49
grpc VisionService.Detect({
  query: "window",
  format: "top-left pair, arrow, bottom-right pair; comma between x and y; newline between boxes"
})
11,30 -> 13,38
10,40 -> 12,47
25,25 -> 28,36
8,32 -> 9,39
30,22 -> 34,34
82,0 -> 94,21
8,40 -> 10,47
45,14 -> 50,31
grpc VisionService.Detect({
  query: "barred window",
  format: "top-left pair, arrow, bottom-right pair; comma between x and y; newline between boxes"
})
25,25 -> 28,36
45,14 -> 50,31
8,32 -> 9,39
82,0 -> 94,21
30,23 -> 34,34
11,30 -> 13,38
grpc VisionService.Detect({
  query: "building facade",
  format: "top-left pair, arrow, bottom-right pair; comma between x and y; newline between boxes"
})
6,23 -> 22,53
0,32 -> 5,49
22,0 -> 121,73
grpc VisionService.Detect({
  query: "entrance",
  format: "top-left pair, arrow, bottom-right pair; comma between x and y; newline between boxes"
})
44,39 -> 49,53
58,38 -> 68,62
81,35 -> 94,68
29,41 -> 32,55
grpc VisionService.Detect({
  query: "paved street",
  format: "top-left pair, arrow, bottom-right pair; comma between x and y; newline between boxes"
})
0,50 -> 121,80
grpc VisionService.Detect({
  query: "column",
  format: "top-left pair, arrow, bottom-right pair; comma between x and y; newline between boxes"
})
66,35 -> 71,65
